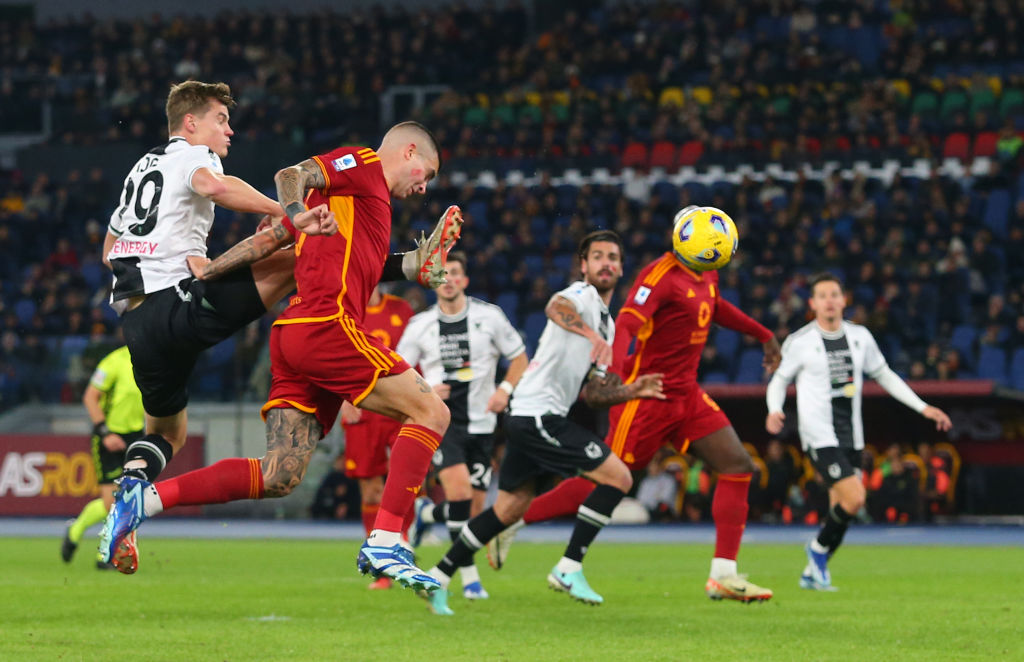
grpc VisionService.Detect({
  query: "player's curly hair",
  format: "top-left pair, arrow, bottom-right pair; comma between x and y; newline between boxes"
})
577,229 -> 623,262
166,81 -> 235,133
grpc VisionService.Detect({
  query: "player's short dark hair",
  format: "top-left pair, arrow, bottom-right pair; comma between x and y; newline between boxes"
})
577,229 -> 624,262
166,81 -> 235,133
447,250 -> 468,273
393,120 -> 442,171
809,272 -> 843,295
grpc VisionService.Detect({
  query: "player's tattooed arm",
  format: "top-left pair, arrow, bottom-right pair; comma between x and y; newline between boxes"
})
545,295 -> 613,366
274,159 -> 327,221
415,374 -> 433,394
260,408 -> 323,498
193,223 -> 293,281
582,372 -> 666,409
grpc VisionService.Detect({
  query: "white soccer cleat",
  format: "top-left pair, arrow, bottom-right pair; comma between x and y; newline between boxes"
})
705,574 -> 773,603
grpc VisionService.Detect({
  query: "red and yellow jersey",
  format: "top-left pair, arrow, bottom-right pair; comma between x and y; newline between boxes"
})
275,146 -> 391,327
615,253 -> 720,393
363,293 -> 414,350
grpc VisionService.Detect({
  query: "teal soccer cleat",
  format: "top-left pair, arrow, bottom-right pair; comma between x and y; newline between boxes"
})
98,476 -> 150,574
357,541 -> 440,592
547,567 -> 604,605
420,587 -> 455,615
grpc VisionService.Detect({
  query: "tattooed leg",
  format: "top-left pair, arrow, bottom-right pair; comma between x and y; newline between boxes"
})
260,407 -> 323,498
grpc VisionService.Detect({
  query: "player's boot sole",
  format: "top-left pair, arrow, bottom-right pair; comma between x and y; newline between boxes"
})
111,531 -> 138,575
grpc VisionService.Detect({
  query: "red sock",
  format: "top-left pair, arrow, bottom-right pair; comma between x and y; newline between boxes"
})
712,473 -> 751,560
524,477 -> 595,524
374,425 -> 440,532
361,502 -> 380,537
155,458 -> 263,510
400,500 -> 417,542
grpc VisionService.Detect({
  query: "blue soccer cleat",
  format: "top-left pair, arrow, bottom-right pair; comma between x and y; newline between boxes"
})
547,567 -> 603,605
408,496 -> 433,548
420,587 -> 455,616
804,540 -> 834,590
462,581 -> 489,600
98,476 -> 150,574
357,540 -> 440,592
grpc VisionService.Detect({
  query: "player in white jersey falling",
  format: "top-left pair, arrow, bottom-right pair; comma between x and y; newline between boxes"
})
765,273 -> 951,590
399,251 -> 529,600
415,230 -> 665,615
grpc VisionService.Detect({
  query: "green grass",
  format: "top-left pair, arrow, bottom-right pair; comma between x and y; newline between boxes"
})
0,537 -> 1021,661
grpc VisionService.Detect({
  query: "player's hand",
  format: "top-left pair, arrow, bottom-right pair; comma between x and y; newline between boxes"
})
765,411 -> 785,435
187,255 -> 212,280
256,215 -> 275,232
762,336 -> 781,373
433,383 -> 451,400
292,204 -> 338,236
631,373 -> 666,400
102,433 -> 127,452
589,336 -> 613,367
486,389 -> 510,413
340,401 -> 362,424
922,406 -> 952,432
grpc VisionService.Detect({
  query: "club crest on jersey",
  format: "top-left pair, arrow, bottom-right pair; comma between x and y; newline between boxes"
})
331,154 -> 358,171
634,286 -> 651,304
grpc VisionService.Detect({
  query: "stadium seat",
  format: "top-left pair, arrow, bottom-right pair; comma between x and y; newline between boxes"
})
982,189 -> 1011,238
911,91 -> 939,116
950,324 -> 978,365
678,140 -> 705,166
976,346 -> 1008,385
999,87 -> 1024,117
649,141 -> 677,169
621,142 -> 649,169
496,292 -> 520,327
658,87 -> 685,108
523,311 -> 548,347
734,348 -> 765,383
702,371 -> 729,384
1010,349 -> 1024,391
714,329 -> 740,366
942,132 -> 970,160
973,131 -> 999,158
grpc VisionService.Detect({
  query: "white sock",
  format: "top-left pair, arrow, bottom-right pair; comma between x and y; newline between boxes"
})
142,485 -> 164,517
555,557 -> 583,575
367,529 -> 401,548
460,564 -> 481,587
421,504 -> 436,524
710,557 -> 737,579
810,539 -> 829,555
429,567 -> 451,590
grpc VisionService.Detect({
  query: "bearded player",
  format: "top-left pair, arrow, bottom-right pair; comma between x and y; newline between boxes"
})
494,206 -> 781,602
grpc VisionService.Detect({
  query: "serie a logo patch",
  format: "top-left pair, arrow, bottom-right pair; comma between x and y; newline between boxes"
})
331,154 -> 358,171
634,286 -> 651,304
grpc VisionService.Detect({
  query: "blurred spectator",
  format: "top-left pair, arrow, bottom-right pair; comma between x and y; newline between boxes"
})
636,449 -> 681,521
868,444 -> 919,523
310,455 -> 361,520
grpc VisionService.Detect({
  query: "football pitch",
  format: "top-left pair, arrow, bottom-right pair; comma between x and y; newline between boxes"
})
1,537 -> 1020,662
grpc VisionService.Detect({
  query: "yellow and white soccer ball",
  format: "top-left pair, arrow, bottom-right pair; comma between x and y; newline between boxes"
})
670,205 -> 738,271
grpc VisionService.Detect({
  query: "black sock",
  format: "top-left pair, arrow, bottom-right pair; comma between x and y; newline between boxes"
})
564,484 -> 625,563
122,434 -> 174,482
437,507 -> 506,578
431,502 -> 448,524
445,499 -> 471,543
816,503 -> 854,554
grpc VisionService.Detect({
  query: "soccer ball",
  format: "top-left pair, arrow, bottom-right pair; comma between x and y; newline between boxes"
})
670,205 -> 738,271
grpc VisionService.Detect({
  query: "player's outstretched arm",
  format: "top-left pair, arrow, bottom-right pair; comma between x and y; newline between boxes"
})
190,210 -> 322,281
581,372 -> 666,409
273,159 -> 339,234
191,168 -> 281,217
545,295 -> 612,366
871,365 -> 951,431
764,372 -> 789,434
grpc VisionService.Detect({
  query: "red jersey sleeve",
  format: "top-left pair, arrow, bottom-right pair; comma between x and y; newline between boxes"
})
310,146 -> 385,198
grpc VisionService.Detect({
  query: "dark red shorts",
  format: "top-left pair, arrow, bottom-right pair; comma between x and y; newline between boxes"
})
342,411 -> 402,479
605,385 -> 731,469
261,317 -> 410,435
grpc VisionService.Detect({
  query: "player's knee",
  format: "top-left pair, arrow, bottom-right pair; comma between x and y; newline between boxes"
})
418,398 -> 450,434
610,465 -> 633,492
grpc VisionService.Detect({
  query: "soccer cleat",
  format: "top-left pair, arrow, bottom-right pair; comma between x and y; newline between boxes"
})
800,570 -> 839,592
486,522 -> 520,570
408,496 -> 433,548
367,576 -> 393,590
805,540 -> 832,588
405,205 -> 463,288
419,587 -> 454,616
462,581 -> 489,600
98,476 -> 150,574
96,560 -> 117,571
356,541 -> 440,592
60,520 -> 77,563
704,574 -> 773,603
547,567 -> 603,605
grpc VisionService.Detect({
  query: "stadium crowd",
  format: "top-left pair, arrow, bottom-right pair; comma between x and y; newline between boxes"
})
0,0 -> 1022,410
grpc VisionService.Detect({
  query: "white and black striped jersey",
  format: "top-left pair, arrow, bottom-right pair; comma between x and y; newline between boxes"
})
510,281 -> 614,418
398,297 -> 525,435
107,136 -> 223,306
767,321 -> 888,451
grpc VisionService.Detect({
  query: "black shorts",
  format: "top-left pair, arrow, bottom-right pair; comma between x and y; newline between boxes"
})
807,446 -> 863,487
121,268 -> 265,417
498,415 -> 610,492
92,429 -> 144,484
432,425 -> 495,490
